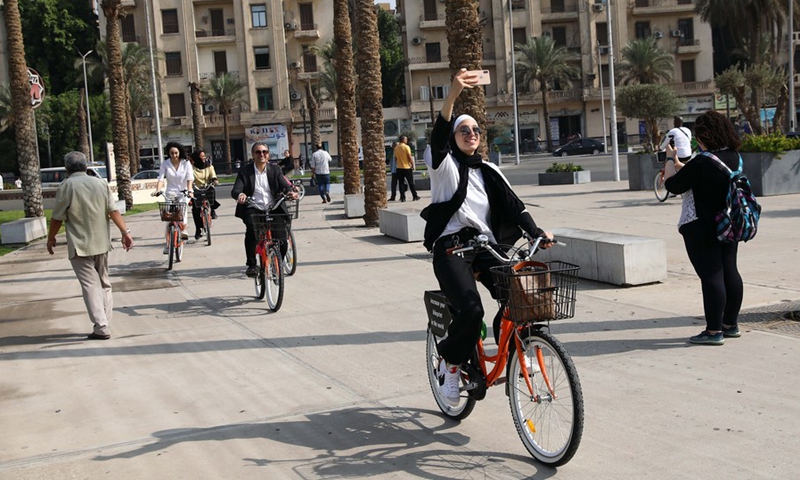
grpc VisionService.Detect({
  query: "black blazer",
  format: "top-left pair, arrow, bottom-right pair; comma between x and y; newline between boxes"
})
231,161 -> 293,218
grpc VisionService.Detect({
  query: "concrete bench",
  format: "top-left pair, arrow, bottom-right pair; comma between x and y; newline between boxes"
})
0,216 -> 47,245
534,227 -> 666,286
379,207 -> 425,242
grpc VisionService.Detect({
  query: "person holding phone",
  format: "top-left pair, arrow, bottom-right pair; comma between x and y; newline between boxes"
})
421,68 -> 553,406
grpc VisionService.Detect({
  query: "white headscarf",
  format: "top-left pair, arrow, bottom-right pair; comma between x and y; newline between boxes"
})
453,114 -> 477,133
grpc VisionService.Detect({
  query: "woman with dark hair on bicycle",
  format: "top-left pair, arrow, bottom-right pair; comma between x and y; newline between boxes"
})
664,110 -> 744,346
422,68 -> 553,406
154,141 -> 193,248
189,149 -> 220,240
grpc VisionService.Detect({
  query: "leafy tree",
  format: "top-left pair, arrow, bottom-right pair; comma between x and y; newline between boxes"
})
513,36 -> 580,151
616,38 -> 673,85
203,73 -> 246,174
616,84 -> 683,152
377,8 -> 405,107
0,84 -> 13,133
715,63 -> 785,134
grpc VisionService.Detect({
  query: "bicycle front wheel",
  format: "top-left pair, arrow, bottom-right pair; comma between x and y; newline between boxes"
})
254,252 -> 266,299
507,329 -> 583,466
284,229 -> 297,276
425,327 -> 476,420
175,234 -> 183,263
654,171 -> 669,202
203,207 -> 212,246
167,224 -> 176,271
266,247 -> 284,311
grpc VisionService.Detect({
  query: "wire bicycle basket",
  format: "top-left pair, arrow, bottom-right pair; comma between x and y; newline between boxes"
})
251,212 -> 290,241
490,260 -> 580,323
158,201 -> 186,222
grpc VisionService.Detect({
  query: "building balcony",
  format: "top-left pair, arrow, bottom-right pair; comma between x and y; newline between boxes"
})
203,112 -> 241,127
676,38 -> 702,54
632,0 -> 695,16
292,107 -> 337,122
199,70 -> 239,81
195,28 -> 236,44
297,71 -> 320,81
541,1 -> 579,22
408,56 -> 449,71
419,13 -> 445,29
294,23 -> 320,41
121,0 -> 136,6
667,80 -> 714,95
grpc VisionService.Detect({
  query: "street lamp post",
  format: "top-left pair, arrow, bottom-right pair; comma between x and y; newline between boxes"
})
790,0 -> 795,132
604,0 -> 620,181
508,0 -> 520,165
79,49 -> 94,164
300,104 -> 308,165
597,42 -> 608,154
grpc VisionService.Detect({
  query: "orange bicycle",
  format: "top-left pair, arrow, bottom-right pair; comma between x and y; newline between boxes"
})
248,195 -> 290,311
155,191 -> 189,271
193,185 -> 215,246
424,235 -> 583,466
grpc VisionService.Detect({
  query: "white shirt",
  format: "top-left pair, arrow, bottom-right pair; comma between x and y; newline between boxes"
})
251,164 -> 273,210
660,126 -> 693,158
426,152 -> 507,244
158,159 -> 193,196
311,149 -> 331,175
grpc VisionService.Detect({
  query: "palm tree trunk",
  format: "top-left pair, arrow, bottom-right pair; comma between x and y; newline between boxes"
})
77,89 -> 90,159
355,0 -> 385,226
3,0 -> 43,217
541,87 -> 553,152
101,0 -> 133,209
334,0 -> 360,195
223,110 -> 232,174
445,0 -> 488,157
307,80 -> 320,147
189,82 -> 204,149
125,89 -> 138,175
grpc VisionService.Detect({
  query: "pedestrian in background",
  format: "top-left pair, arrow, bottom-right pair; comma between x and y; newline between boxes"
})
660,116 -> 693,162
15,178 -> 22,189
394,135 -> 420,202
388,141 -> 400,201
310,143 -> 332,203
664,111 -> 745,346
46,151 -> 133,340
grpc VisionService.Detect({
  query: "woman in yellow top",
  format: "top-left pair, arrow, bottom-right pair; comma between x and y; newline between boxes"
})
189,149 -> 220,240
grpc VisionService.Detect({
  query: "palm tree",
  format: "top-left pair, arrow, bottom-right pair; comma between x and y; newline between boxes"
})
616,38 -> 674,85
3,0 -> 43,217
445,0 -> 487,156
514,36 -> 580,152
77,89 -> 90,158
120,42 -> 151,175
203,73 -> 245,174
189,82 -> 204,150
333,0 -> 360,195
354,0 -> 385,226
0,84 -> 13,133
100,0 -> 133,209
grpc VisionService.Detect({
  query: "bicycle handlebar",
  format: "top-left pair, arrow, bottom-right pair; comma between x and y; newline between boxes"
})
152,189 -> 191,198
244,192 -> 288,210
447,233 -> 565,263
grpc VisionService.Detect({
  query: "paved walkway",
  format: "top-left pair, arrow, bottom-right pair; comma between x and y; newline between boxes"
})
1,177 -> 799,479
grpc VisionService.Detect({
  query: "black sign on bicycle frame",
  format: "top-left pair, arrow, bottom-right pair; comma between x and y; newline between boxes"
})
424,290 -> 453,337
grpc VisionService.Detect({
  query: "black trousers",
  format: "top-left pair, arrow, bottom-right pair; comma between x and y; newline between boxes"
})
432,229 -> 505,365
242,207 -> 290,267
395,168 -> 418,199
390,172 -> 399,199
680,221 -> 743,331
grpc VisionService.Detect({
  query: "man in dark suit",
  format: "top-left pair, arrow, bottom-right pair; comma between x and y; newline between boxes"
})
232,142 -> 297,277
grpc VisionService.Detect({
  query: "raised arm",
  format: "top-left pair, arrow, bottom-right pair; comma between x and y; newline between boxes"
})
430,69 -> 481,168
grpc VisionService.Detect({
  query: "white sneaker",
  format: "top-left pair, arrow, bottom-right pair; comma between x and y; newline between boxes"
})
162,247 -> 169,255
438,361 -> 461,407
180,231 -> 189,240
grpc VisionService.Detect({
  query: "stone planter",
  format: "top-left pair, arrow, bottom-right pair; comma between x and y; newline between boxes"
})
489,150 -> 502,165
538,170 -> 591,185
414,177 -> 431,190
343,194 -> 365,218
740,151 -> 800,196
627,153 -> 660,191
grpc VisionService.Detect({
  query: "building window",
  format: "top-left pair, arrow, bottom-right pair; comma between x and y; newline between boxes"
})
511,0 -> 525,11
302,46 -> 317,72
432,85 -> 450,100
251,4 -> 267,28
512,28 -> 527,48
169,93 -> 186,117
422,0 -> 437,21
257,88 -> 274,111
121,15 -> 137,43
552,26 -> 567,47
596,22 -> 608,47
425,43 -> 441,63
299,3 -> 315,30
165,52 -> 182,76
678,18 -> 694,40
681,60 -> 696,83
254,47 -> 270,70
634,21 -> 651,40
162,9 -> 179,34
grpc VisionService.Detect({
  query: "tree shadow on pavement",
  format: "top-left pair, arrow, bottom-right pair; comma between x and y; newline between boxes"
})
93,406 -> 557,479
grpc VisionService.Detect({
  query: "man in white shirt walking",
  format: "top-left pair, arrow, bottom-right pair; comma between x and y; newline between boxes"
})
660,116 -> 693,162
310,144 -> 332,203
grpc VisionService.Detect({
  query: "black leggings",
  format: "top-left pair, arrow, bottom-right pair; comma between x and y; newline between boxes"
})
432,231 -> 505,365
681,221 -> 743,331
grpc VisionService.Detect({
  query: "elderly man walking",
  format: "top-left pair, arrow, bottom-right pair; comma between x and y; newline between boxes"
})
46,151 -> 134,340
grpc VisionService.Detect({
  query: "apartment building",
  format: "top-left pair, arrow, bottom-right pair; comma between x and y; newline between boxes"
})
98,0 -> 335,166
398,0 -> 716,150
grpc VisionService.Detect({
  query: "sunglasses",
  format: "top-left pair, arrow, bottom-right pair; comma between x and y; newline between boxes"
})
254,150 -> 269,155
458,126 -> 482,136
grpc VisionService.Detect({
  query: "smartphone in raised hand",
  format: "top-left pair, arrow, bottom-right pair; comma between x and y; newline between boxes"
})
466,69 -> 491,85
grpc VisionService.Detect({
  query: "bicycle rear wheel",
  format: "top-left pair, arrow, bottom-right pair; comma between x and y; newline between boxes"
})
266,246 -> 284,311
654,171 -> 669,202
507,328 -> 583,466
167,224 -> 175,271
203,207 -> 212,246
296,183 -> 305,201
425,327 -> 476,420
254,252 -> 266,299
284,229 -> 297,276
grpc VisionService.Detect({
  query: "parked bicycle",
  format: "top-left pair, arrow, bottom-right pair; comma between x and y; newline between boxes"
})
247,195 -> 291,311
424,234 -> 583,466
193,185 -> 215,245
154,190 -> 190,271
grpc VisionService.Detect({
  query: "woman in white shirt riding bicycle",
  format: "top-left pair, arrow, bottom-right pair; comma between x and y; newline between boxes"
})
154,142 -> 194,247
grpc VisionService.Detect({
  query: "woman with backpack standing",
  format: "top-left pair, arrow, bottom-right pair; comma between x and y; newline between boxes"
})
664,111 -> 745,346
